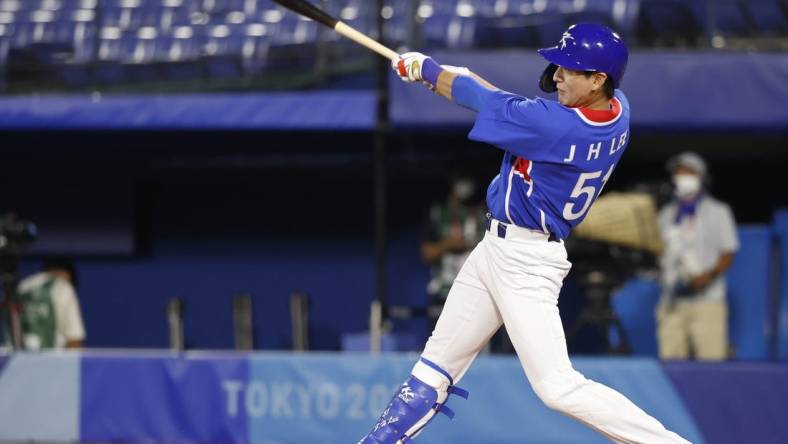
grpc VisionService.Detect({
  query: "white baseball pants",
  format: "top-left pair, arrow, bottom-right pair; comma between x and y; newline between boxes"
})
416,222 -> 691,444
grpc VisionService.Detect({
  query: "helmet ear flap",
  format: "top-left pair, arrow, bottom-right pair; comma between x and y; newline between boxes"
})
539,64 -> 558,93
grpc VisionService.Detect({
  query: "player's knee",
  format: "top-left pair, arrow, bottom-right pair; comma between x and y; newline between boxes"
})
531,369 -> 587,413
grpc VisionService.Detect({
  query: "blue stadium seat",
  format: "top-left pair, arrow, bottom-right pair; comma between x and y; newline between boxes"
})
476,0 -> 506,18
49,9 -> 97,61
121,26 -> 163,63
161,24 -> 202,60
239,22 -> 269,71
160,5 -> 194,30
382,0 -> 413,46
8,10 -> 63,48
269,14 -> 318,44
101,5 -> 147,29
636,0 -> 702,46
200,0 -> 253,14
201,22 -> 245,78
419,0 -> 464,16
563,0 -> 616,27
687,0 -> 754,38
64,0 -> 98,9
746,0 -> 788,36
97,26 -> 135,60
421,12 -> 479,49
0,23 -> 10,86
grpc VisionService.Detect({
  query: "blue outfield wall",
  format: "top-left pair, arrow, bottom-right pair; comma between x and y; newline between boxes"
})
390,51 -> 788,131
0,52 -> 785,130
0,91 -> 377,130
0,351 -> 717,444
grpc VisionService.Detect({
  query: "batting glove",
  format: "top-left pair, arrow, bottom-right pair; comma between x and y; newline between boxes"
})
393,52 -> 431,83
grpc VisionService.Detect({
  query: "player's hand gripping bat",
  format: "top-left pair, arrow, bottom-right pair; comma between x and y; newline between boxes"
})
271,0 -> 401,62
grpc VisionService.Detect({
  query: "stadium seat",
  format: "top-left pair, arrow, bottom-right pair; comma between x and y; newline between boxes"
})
200,22 -> 245,78
421,12 -> 479,49
269,14 -> 318,44
101,5 -> 146,29
8,10 -> 62,48
475,0 -> 505,18
563,0 -> 616,27
636,0 -> 703,47
687,0 -> 754,38
200,0 -> 253,14
161,24 -> 202,61
746,0 -> 788,36
381,0 -> 414,47
97,25 -> 133,60
50,9 -> 97,61
0,23 -> 10,86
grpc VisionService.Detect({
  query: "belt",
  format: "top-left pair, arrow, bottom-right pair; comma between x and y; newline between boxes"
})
485,214 -> 559,242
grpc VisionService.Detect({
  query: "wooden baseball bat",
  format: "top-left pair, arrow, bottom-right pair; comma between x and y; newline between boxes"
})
271,0 -> 400,61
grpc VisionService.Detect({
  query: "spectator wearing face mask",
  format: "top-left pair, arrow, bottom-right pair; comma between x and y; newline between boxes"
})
656,152 -> 738,361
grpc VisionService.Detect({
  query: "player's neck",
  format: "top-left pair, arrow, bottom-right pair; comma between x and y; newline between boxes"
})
582,94 -> 612,111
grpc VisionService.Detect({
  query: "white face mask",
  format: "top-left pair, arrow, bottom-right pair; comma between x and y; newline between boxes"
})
453,180 -> 475,202
673,174 -> 701,199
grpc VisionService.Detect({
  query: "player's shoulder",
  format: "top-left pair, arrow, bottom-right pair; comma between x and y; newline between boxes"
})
494,90 -> 569,115
614,90 -> 630,110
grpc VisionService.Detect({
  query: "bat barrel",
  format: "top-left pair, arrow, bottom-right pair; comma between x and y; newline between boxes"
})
334,22 -> 400,61
272,0 -> 400,62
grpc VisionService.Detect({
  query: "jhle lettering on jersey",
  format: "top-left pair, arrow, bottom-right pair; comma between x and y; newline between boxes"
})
562,130 -> 628,163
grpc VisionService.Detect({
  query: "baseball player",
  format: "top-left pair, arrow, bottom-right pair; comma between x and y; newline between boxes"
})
359,24 -> 690,444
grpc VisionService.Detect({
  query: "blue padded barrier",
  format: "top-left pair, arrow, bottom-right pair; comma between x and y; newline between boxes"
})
611,277 -> 660,356
773,209 -> 788,361
0,351 -> 707,444
727,225 -> 771,360
665,361 -> 788,444
612,226 -> 772,360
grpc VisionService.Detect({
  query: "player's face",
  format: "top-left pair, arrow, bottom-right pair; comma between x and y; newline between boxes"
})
552,67 -> 604,107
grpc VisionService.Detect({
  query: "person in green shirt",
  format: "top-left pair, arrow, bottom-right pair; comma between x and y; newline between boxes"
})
421,177 -> 487,307
15,258 -> 85,350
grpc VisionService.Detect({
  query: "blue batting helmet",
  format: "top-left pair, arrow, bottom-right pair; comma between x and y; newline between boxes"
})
537,23 -> 629,93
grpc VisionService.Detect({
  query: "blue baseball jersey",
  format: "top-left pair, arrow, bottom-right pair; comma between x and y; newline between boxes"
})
468,90 -> 630,239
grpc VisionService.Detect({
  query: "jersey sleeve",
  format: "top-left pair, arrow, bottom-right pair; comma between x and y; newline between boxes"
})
467,91 -> 559,161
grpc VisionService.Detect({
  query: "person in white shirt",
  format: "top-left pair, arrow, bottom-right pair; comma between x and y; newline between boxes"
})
657,152 -> 738,361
